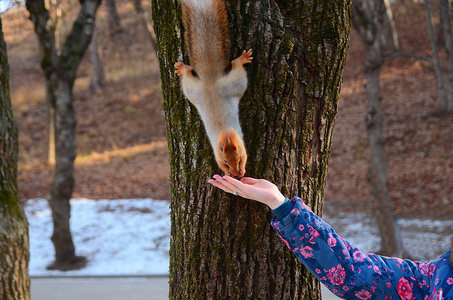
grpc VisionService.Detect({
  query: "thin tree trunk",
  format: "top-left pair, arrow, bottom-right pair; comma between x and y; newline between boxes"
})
106,0 -> 122,39
47,79 -> 83,270
88,35 -> 105,92
26,0 -> 101,271
365,63 -> 402,257
383,0 -> 400,51
440,0 -> 453,113
152,0 -> 352,298
352,0 -> 404,257
0,16 -> 30,300
47,94 -> 56,165
425,0 -> 448,111
133,0 -> 157,53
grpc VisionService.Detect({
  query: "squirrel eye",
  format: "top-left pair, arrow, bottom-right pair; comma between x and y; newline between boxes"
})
224,159 -> 228,164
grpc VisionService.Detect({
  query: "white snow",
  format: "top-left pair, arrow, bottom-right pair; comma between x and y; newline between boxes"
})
322,209 -> 453,260
25,198 -> 171,276
24,198 -> 453,277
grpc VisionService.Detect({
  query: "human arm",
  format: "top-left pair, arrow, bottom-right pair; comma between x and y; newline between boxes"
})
271,196 -> 432,299
208,175 -> 434,299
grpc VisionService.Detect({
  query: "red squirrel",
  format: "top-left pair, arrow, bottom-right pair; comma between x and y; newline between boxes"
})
175,0 -> 251,178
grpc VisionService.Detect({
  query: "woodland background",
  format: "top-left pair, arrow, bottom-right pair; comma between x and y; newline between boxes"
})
2,0 -> 452,220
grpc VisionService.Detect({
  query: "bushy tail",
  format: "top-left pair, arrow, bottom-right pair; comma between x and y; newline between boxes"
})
181,0 -> 230,79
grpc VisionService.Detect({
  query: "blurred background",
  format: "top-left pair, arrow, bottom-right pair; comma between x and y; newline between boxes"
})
0,0 -> 452,275
2,0 -> 451,218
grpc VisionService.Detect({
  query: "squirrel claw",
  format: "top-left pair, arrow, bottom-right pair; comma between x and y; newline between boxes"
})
233,49 -> 253,65
174,61 -> 192,76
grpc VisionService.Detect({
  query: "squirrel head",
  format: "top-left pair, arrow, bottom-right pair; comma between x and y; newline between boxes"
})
217,130 -> 247,178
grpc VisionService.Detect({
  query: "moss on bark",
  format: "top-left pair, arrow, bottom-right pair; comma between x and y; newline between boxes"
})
0,16 -> 30,300
152,0 -> 352,298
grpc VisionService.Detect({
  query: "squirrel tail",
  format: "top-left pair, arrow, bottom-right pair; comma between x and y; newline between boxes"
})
181,0 -> 230,79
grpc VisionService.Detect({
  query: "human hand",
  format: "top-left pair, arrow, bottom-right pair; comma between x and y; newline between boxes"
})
208,175 -> 286,210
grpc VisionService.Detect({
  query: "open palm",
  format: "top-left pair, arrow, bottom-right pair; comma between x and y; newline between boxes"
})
208,175 -> 286,209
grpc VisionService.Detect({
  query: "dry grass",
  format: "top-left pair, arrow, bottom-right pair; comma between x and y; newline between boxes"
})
75,141 -> 167,165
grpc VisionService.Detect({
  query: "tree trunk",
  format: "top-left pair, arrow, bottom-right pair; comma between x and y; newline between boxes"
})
352,0 -> 404,257
365,64 -> 403,257
0,16 -> 30,300
425,0 -> 448,112
152,0 -> 352,298
440,0 -> 453,113
105,0 -> 122,39
47,95 -> 56,165
88,35 -> 105,92
47,78 -> 83,270
26,0 -> 101,271
383,0 -> 400,51
133,0 -> 157,53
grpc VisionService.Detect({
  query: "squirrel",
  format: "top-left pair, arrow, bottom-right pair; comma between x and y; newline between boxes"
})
175,0 -> 252,178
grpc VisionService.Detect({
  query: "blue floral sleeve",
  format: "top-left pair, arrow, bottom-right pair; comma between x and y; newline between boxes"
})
270,197 -> 443,300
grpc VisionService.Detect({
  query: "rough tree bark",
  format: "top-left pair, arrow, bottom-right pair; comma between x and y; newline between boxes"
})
26,0 -> 101,271
0,16 -> 30,300
152,0 -> 352,298
352,0 -> 405,257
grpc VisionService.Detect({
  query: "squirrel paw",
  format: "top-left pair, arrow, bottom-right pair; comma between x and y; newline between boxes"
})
174,62 -> 193,76
233,49 -> 253,66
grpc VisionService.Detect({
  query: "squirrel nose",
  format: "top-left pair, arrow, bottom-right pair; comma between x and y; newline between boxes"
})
231,170 -> 244,179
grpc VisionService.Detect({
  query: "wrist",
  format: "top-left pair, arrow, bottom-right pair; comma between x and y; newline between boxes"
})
267,194 -> 286,210
271,197 -> 294,220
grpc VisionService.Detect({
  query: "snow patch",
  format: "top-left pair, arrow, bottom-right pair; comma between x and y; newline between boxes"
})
25,198 -> 453,277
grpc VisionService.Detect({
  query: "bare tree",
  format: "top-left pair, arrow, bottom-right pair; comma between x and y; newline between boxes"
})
0,16 -> 30,299
152,0 -> 352,298
424,0 -> 448,112
88,34 -> 105,92
352,0 -> 406,257
439,0 -> 453,113
133,0 -> 157,53
26,0 -> 101,271
383,0 -> 400,51
105,0 -> 122,39
42,0 -> 79,165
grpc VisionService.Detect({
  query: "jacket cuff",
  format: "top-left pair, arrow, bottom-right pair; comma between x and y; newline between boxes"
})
271,198 -> 294,220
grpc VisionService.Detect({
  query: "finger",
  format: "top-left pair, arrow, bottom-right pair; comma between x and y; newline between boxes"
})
240,177 -> 259,185
223,176 -> 245,189
209,175 -> 237,193
208,177 -> 234,193
222,176 -> 249,196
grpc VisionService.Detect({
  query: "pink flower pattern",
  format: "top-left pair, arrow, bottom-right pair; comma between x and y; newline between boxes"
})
397,277 -> 413,300
327,233 -> 336,247
270,197 -> 453,299
326,264 -> 346,286
355,289 -> 372,300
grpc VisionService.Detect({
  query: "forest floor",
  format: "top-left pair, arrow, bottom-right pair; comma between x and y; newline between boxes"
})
2,1 -> 453,221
